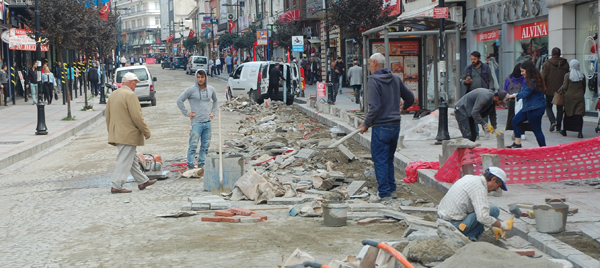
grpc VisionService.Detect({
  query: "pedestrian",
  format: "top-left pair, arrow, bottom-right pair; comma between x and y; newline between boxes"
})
88,64 -> 100,96
347,60 -> 363,104
244,56 -> 250,63
309,57 -> 318,85
56,61 -> 63,94
437,167 -> 511,241
334,57 -> 345,94
462,51 -> 494,93
106,57 -> 114,79
27,63 -> 38,105
41,65 -> 57,105
541,47 -> 569,132
0,64 -> 8,106
559,59 -> 586,138
219,55 -> 225,73
105,72 -> 156,194
268,63 -> 284,101
226,54 -> 233,74
177,70 -> 218,170
454,88 -> 497,142
359,53 -> 414,202
120,55 -> 127,67
130,55 -> 135,66
139,56 -> 143,65
504,63 -> 532,139
215,57 -> 222,75
208,58 -> 214,77
66,63 -> 76,93
506,61 -> 547,148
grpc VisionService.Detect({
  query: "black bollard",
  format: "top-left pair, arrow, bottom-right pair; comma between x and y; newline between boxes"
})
435,96 -> 450,145
35,100 -> 47,135
99,84 -> 106,104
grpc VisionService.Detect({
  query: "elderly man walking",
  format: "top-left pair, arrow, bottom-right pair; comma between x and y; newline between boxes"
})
106,72 -> 157,193
347,60 -> 362,104
359,53 -> 414,202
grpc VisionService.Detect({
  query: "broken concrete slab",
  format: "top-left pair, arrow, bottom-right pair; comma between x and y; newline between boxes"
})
263,141 -> 286,150
347,212 -> 382,220
404,217 -> 439,229
400,206 -> 438,214
348,203 -> 386,212
305,189 -> 331,195
337,144 -> 357,161
380,209 -> 424,221
267,197 -> 304,205
403,238 -> 460,265
296,148 -> 316,159
346,181 -> 366,196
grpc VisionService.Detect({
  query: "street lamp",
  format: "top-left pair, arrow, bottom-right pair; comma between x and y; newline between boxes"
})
34,0 -> 47,135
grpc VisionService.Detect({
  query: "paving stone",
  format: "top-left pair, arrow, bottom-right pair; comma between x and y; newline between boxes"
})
346,181 -> 366,196
337,144 -> 357,161
399,206 -> 438,214
251,214 -> 268,221
348,203 -> 386,212
181,203 -> 192,211
267,197 -> 304,205
305,189 -> 331,195
380,209 -> 424,221
567,254 -> 600,268
201,216 -> 223,222
296,148 -> 316,159
214,210 -> 235,217
347,212 -> 381,220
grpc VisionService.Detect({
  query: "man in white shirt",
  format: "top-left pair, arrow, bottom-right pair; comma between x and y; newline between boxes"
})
437,167 -> 512,241
215,57 -> 222,75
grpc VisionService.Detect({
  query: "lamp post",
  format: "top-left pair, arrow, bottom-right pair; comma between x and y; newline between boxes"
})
34,0 -> 47,135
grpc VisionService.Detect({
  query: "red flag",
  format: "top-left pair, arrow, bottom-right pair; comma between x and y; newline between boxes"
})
188,29 -> 195,39
99,1 -> 110,21
228,20 -> 235,34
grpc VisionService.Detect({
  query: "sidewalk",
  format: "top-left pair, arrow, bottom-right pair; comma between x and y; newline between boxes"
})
0,94 -> 106,170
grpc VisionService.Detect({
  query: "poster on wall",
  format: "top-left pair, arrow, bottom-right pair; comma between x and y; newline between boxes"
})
370,39 -> 421,110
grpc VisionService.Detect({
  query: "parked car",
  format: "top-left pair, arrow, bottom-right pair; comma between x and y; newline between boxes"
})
226,61 -> 300,105
113,65 -> 157,106
161,57 -> 171,69
171,57 -> 187,70
186,56 -> 208,75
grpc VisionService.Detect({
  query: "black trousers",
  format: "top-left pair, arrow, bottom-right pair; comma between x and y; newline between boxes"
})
2,83 -> 8,105
455,109 -> 477,142
43,82 -> 53,104
268,83 -> 279,100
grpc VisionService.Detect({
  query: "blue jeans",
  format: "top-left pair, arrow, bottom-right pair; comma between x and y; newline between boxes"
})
227,64 -> 233,74
450,205 -> 499,241
91,82 -> 99,96
371,125 -> 400,197
30,83 -> 38,103
513,106 -> 546,147
338,75 -> 343,92
187,122 -> 212,168
57,78 -> 62,93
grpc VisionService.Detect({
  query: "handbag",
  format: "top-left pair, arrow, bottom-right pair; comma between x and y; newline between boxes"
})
551,92 -> 564,106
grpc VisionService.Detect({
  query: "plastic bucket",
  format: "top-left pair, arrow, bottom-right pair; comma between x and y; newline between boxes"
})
533,199 -> 569,233
322,202 -> 348,227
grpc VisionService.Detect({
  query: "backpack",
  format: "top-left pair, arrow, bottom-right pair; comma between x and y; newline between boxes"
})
466,63 -> 490,92
88,68 -> 98,81
505,78 -> 522,95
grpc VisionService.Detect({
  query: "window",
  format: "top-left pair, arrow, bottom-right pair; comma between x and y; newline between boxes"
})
138,19 -> 142,27
116,69 -> 149,82
131,20 -> 136,28
137,5 -> 142,12
169,1 -> 173,11
233,65 -> 243,78
155,17 -> 160,25
154,2 -> 160,10
194,57 -> 207,64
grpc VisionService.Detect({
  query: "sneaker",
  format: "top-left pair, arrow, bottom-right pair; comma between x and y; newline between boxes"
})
506,143 -> 522,149
375,196 -> 393,203
550,123 -> 557,132
391,193 -> 398,199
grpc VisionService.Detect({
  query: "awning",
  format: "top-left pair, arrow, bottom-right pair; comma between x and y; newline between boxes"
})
362,17 -> 456,35
397,4 -> 437,20
277,10 -> 300,23
308,39 -> 321,44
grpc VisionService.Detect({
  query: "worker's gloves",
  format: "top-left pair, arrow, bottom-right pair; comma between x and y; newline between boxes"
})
499,220 -> 512,231
483,124 -> 494,133
491,227 -> 504,241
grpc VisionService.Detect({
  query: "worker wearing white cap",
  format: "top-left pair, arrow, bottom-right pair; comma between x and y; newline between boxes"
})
437,167 -> 511,241
106,72 -> 157,193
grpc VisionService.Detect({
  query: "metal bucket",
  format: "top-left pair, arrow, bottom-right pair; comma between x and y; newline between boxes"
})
322,202 -> 348,227
533,199 -> 569,233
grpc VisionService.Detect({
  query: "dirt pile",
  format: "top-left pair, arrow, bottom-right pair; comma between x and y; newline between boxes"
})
436,242 -> 563,268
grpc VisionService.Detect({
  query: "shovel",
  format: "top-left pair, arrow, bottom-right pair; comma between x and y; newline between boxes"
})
211,108 -> 225,195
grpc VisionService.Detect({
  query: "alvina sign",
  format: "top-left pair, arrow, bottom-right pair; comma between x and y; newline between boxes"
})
514,20 -> 548,41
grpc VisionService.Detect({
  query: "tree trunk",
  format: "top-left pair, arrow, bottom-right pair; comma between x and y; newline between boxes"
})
57,49 -> 72,119
84,56 -> 88,108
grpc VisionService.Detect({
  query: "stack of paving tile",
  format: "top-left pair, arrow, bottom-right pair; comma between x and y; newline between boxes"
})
201,208 -> 268,223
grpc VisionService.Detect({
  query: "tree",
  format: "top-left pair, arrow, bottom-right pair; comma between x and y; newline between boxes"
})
183,37 -> 198,51
233,25 -> 258,58
270,22 -> 302,55
328,0 -> 394,53
24,0 -> 89,119
218,33 -> 238,48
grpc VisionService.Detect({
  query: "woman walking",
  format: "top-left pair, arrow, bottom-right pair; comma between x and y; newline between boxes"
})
41,65 -> 57,105
560,59 -> 587,138
503,63 -> 532,139
507,61 -> 547,148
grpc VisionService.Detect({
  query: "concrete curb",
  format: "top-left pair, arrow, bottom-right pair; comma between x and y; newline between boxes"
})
0,109 -> 106,171
297,102 -> 600,268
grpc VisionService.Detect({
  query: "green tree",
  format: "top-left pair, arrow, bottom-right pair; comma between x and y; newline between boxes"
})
270,22 -> 302,55
183,37 -> 198,51
328,0 -> 394,52
218,33 -> 238,48
233,25 -> 257,57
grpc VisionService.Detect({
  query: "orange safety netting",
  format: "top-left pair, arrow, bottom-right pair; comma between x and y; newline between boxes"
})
435,136 -> 600,184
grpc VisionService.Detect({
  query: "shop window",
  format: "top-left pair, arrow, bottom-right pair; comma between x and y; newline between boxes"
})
576,2 -> 599,112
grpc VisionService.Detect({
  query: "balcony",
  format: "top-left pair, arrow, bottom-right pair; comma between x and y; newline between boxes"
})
120,9 -> 161,19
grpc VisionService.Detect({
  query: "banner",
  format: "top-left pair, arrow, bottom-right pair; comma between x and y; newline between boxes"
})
99,1 -> 110,21
317,82 -> 326,97
1,29 -> 49,51
300,68 -> 305,90
257,29 -> 268,45
188,29 -> 195,39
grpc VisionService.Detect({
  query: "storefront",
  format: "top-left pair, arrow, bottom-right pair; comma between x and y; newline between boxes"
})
466,0 -> 549,92
573,1 -> 599,112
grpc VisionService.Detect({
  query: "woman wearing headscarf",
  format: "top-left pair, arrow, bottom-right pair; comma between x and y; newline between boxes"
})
560,59 -> 586,138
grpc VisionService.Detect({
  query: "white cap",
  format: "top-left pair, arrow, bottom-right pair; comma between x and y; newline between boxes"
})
122,72 -> 140,82
487,167 -> 507,191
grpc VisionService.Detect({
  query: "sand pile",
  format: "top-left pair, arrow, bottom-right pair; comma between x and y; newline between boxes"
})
436,242 -> 563,268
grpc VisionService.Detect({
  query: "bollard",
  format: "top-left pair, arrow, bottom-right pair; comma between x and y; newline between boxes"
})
496,132 -> 505,148
435,97 -> 450,145
398,135 -> 405,149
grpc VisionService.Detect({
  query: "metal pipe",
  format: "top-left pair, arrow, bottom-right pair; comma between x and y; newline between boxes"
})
362,34 -> 368,113
384,28 -> 390,70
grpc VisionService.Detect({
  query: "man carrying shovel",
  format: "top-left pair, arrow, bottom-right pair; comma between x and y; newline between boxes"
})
359,53 -> 414,202
177,69 -> 218,170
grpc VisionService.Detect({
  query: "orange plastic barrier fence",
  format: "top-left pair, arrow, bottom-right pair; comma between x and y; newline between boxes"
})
435,137 -> 600,184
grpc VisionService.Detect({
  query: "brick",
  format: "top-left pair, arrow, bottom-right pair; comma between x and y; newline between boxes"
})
509,249 -> 535,256
251,214 -> 268,221
228,208 -> 253,216
201,216 -> 223,222
221,217 -> 241,223
214,210 -> 235,217
357,218 -> 381,225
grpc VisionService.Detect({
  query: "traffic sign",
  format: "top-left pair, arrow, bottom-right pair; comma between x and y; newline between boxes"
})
292,36 -> 303,52
433,7 -> 449,19
211,19 -> 219,24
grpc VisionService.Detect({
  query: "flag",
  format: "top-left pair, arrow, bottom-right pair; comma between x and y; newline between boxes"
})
204,28 -> 211,38
188,29 -> 195,39
228,20 -> 235,34
99,1 -> 110,21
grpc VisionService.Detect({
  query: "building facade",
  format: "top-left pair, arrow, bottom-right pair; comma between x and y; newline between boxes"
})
115,0 -> 163,56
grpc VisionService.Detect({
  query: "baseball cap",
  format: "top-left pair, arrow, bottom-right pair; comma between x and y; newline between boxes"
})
487,167 -> 507,191
122,72 -> 140,82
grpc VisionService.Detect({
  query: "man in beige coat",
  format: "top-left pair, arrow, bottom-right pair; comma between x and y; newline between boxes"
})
106,72 -> 157,193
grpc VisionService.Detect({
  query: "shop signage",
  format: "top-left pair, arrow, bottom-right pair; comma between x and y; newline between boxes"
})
202,23 -> 211,29
317,82 -> 326,98
203,16 -> 211,22
433,7 -> 449,19
468,0 -> 547,30
477,30 -> 499,42
513,21 -> 547,41
256,29 -> 268,45
1,29 -> 49,51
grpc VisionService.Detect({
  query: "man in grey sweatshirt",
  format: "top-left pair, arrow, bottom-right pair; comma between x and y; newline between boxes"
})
177,69 -> 218,169
359,53 -> 414,202
454,88 -> 497,142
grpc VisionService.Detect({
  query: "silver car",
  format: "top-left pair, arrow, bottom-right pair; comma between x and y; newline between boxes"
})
187,56 -> 208,75
113,66 -> 157,106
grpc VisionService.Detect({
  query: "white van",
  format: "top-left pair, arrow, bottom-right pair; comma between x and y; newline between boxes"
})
186,56 -> 208,75
113,65 -> 157,106
226,61 -> 300,105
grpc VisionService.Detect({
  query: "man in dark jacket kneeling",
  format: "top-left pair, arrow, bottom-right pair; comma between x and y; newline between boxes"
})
455,88 -> 498,142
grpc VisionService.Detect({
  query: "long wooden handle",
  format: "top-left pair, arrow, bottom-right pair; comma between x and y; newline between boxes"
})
327,129 -> 361,148
218,108 -> 223,185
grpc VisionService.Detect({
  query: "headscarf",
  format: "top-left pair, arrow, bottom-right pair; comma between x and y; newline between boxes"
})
569,59 -> 584,82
